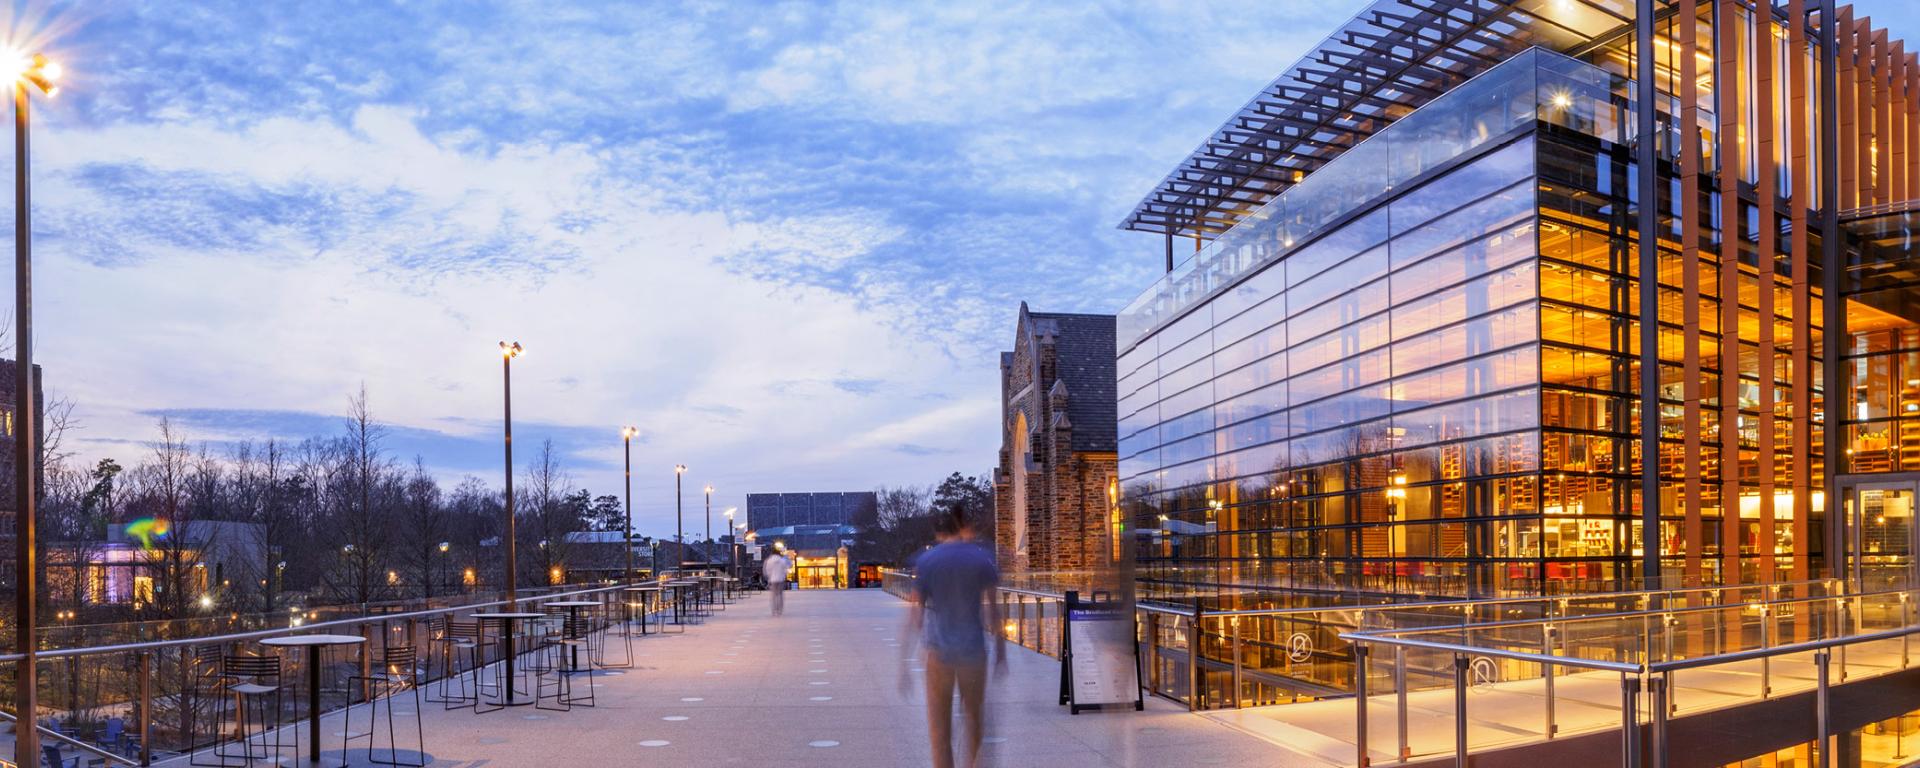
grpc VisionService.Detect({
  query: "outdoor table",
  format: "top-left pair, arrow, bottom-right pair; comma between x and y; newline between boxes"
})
623,586 -> 662,634
260,634 -> 367,764
666,581 -> 699,624
470,612 -> 547,707
546,601 -> 601,669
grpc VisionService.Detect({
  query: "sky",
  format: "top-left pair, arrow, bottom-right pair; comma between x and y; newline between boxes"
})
5,0 -> 1918,540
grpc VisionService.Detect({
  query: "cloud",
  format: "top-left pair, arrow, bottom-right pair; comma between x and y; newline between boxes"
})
19,0 -> 1423,537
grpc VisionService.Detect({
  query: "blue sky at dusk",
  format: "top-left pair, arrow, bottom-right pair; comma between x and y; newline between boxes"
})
7,1 -> 1917,539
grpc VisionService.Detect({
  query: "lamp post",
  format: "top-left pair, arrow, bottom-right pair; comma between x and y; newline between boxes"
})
704,484 -> 714,572
10,50 -> 58,768
674,465 -> 686,571
725,508 -> 737,578
621,427 -> 638,583
500,341 -> 523,607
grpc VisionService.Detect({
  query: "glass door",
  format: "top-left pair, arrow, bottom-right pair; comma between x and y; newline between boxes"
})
1855,484 -> 1918,591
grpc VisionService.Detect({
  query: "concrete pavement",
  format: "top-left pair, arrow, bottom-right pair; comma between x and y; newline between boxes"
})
151,588 -> 1317,768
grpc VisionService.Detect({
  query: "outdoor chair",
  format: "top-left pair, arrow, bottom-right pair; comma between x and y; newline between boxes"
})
531,634 -> 580,712
41,744 -> 80,768
218,655 -> 285,767
343,645 -> 427,766
429,619 -> 494,711
185,646 -> 241,768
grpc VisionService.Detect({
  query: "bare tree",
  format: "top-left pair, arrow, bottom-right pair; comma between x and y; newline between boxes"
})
327,385 -> 394,604
399,457 -> 447,597
131,417 -> 209,619
521,440 -> 580,586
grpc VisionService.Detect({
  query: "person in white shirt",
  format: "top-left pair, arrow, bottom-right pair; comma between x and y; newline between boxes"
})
762,550 -> 792,616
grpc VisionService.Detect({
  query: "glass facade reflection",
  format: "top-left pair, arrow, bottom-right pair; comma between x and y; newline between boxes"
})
1119,2 -> 1920,609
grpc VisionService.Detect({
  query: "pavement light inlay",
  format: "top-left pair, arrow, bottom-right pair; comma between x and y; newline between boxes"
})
681,697 -> 704,702
810,740 -> 841,748
663,716 -> 690,721
639,740 -> 670,747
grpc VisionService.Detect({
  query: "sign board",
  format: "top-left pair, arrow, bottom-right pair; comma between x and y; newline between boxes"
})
1059,591 -> 1144,714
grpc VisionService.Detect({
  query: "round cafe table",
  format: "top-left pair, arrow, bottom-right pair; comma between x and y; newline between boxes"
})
666,581 -> 699,624
470,612 -> 547,706
546,601 -> 602,669
260,634 -> 367,764
623,586 -> 662,634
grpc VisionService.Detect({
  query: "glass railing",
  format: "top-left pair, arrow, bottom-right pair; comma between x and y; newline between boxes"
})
0,579 -> 707,766
1118,47 -> 1633,352
1345,585 -> 1920,765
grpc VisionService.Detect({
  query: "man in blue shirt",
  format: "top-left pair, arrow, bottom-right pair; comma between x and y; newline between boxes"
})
905,511 -> 1006,768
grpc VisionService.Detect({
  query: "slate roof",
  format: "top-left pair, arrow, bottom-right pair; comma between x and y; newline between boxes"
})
1022,310 -> 1116,454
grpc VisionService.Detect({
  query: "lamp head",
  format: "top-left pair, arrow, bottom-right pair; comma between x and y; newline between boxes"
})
675,464 -> 687,474
499,341 -> 524,358
704,485 -> 713,494
2,52 -> 60,97
621,426 -> 639,439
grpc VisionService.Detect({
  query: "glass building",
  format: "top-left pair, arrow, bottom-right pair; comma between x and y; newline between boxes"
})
1116,0 -> 1920,606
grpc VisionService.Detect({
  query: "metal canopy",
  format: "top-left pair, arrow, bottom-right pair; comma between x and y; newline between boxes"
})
1122,0 -> 1640,239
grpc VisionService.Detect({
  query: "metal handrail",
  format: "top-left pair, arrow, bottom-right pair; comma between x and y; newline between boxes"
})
1153,577 -> 1840,620
1364,584 -> 1914,642
1340,589 -> 1920,676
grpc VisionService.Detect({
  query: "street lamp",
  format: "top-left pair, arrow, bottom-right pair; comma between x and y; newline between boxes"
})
9,49 -> 59,768
500,341 -> 524,607
725,508 -> 737,578
704,484 -> 714,571
622,427 -> 638,582
674,465 -> 686,572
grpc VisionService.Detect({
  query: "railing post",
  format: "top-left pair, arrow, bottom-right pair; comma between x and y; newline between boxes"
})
1146,611 -> 1160,694
1395,645 -> 1410,760
1543,624 -> 1558,738
1188,600 -> 1204,711
1620,673 -> 1641,768
1355,643 -> 1371,768
1760,605 -> 1772,698
359,621 -> 373,702
1838,599 -> 1851,682
1453,654 -> 1468,768
1650,672 -> 1668,768
137,651 -> 152,766
1230,618 -> 1243,708
1816,649 -> 1832,768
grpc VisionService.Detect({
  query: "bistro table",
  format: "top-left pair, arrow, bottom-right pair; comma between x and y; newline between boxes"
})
665,581 -> 700,624
260,634 -> 367,764
469,612 -> 547,706
545,601 -> 602,669
623,586 -> 662,635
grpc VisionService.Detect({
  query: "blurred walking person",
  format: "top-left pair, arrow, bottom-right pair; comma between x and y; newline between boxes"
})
904,511 -> 1005,768
763,547 -> 792,616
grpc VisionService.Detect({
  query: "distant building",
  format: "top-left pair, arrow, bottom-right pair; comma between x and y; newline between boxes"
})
992,304 -> 1118,575
46,520 -> 263,606
0,358 -> 47,590
745,492 -> 876,531
755,523 -> 859,589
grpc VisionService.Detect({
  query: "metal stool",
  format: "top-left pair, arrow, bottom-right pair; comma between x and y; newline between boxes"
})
344,645 -> 426,766
221,655 -> 286,767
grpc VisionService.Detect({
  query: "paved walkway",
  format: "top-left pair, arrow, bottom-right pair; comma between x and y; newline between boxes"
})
153,588 -> 1313,768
